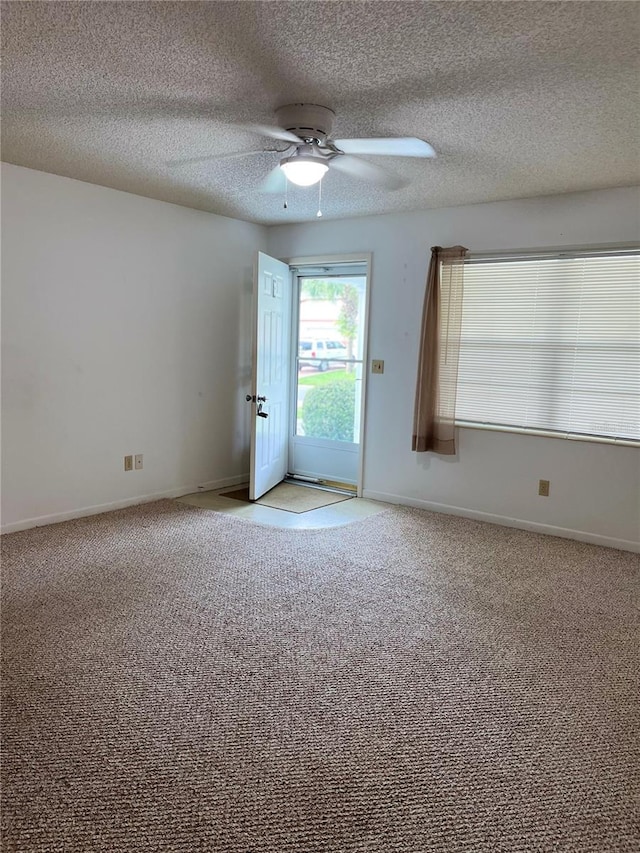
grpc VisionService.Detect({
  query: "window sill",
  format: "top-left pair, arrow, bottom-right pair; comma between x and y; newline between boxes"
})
455,420 -> 640,448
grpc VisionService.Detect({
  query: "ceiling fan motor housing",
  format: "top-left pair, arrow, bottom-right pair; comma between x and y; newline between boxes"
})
275,103 -> 336,144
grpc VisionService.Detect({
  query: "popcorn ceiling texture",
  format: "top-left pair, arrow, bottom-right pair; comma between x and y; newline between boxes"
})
1,1 -> 639,224
2,500 -> 639,851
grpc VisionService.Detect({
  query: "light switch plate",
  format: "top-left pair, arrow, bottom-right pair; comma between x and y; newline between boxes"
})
134,454 -> 143,470
371,359 -> 384,374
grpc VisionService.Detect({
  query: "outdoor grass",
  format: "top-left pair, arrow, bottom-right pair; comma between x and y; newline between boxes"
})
298,369 -> 355,386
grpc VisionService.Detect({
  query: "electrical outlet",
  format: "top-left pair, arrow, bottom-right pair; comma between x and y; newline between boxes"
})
371,359 -> 384,374
538,479 -> 550,497
134,454 -> 143,470
124,455 -> 133,472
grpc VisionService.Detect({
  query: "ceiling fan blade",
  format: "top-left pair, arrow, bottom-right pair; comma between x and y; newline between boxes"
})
330,155 -> 407,190
166,149 -> 272,168
333,137 -> 436,158
261,166 -> 287,194
244,124 -> 301,144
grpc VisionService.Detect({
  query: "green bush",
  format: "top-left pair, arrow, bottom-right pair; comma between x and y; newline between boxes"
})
301,378 -> 356,442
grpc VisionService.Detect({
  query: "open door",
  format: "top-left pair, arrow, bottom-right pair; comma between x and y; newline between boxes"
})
249,252 -> 292,500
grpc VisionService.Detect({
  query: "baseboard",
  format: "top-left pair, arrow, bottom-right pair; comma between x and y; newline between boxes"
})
361,490 -> 640,554
5,481 -> 637,553
0,473 -> 249,535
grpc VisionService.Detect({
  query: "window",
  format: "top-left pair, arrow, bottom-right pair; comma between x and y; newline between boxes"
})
455,250 -> 640,443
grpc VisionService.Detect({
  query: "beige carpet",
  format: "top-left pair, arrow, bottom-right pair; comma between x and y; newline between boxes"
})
1,501 -> 639,852
220,481 -> 352,512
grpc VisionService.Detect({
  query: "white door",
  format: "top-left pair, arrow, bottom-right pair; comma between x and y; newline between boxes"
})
249,251 -> 292,500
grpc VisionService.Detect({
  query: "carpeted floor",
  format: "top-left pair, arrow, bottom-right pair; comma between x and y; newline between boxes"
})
1,501 -> 639,852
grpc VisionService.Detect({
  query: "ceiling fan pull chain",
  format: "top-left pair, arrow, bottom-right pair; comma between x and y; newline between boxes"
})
317,179 -> 323,218
284,177 -> 288,210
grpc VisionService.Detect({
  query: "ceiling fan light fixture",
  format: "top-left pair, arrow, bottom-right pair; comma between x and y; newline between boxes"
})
279,153 -> 328,187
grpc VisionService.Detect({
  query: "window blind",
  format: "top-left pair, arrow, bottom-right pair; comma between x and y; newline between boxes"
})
455,251 -> 640,442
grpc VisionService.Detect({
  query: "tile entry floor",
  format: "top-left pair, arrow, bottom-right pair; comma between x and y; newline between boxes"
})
176,485 -> 387,529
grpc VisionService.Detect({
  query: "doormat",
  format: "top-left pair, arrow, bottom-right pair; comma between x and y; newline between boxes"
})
220,482 -> 352,513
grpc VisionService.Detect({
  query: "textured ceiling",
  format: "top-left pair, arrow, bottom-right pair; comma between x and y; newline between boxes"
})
2,1 -> 639,225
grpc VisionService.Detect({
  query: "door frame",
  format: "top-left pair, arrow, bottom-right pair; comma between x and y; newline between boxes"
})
286,253 -> 372,498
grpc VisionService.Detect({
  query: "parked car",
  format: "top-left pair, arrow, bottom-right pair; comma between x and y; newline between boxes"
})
298,339 -> 348,371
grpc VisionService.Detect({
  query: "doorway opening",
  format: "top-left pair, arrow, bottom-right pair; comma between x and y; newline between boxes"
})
248,252 -> 369,502
288,260 -> 369,493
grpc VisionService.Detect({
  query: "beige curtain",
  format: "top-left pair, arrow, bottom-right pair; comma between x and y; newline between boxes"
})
412,245 -> 467,454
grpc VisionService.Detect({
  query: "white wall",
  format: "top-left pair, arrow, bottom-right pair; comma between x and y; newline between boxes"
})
268,187 -> 640,550
1,164 -> 266,531
3,171 -> 639,548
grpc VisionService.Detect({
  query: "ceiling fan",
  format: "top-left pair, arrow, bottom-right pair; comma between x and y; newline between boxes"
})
169,103 -> 436,192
